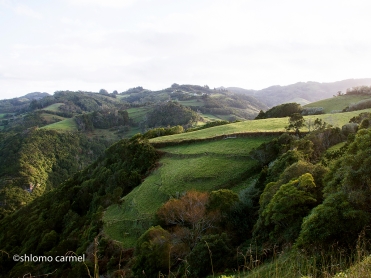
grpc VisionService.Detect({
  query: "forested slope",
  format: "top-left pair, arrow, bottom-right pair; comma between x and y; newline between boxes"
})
0,128 -> 110,218
0,137 -> 159,277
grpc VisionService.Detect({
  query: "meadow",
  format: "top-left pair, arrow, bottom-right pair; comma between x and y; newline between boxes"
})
39,112 -> 66,124
42,102 -> 64,112
304,94 -> 371,113
41,117 -> 78,131
150,108 -> 371,143
127,106 -> 153,123
103,137 -> 272,247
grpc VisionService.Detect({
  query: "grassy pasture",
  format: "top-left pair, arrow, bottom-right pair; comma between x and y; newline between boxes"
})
177,99 -> 204,106
127,106 -> 153,123
40,112 -> 66,124
41,118 -> 78,131
150,108 -> 371,143
200,113 -> 223,121
304,94 -> 371,113
0,113 -> 5,119
103,137 -> 272,246
42,102 -> 64,112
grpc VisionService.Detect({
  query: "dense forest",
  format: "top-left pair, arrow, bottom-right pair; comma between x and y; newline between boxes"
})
0,129 -> 111,218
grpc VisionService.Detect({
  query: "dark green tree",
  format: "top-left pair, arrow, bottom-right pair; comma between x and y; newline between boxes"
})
286,113 -> 305,135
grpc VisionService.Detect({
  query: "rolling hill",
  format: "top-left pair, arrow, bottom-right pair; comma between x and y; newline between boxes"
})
228,78 -> 371,107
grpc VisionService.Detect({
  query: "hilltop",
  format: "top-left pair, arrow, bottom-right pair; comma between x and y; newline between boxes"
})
228,78 -> 371,107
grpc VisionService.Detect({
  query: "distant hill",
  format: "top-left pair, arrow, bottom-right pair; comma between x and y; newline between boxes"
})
228,78 -> 371,107
304,94 -> 371,113
22,92 -> 51,100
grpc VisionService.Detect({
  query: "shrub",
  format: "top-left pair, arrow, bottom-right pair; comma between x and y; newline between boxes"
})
187,233 -> 233,277
133,226 -> 172,277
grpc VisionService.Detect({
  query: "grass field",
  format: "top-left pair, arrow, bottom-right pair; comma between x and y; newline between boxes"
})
150,108 -> 371,143
200,113 -> 224,121
304,95 -> 371,113
41,118 -> 78,131
40,112 -> 66,124
0,113 -> 5,119
127,106 -> 153,123
177,99 -> 204,106
103,137 -> 272,247
42,103 -> 64,112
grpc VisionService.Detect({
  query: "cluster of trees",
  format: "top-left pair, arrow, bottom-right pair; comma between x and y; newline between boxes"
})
145,102 -> 200,128
75,109 -> 132,132
141,125 -> 184,139
196,93 -> 263,119
186,120 -> 230,132
255,102 -> 302,119
346,86 -> 371,95
134,189 -> 250,277
344,99 -> 371,112
0,93 -> 50,114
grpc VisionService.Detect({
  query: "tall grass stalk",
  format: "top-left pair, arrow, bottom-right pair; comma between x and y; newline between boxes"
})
237,231 -> 371,278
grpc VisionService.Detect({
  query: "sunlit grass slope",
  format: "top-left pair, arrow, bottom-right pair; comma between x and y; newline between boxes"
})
150,109 -> 371,143
103,137 -> 272,247
304,94 -> 371,113
127,106 -> 153,123
41,118 -> 78,131
42,102 -> 64,112
40,112 -> 66,124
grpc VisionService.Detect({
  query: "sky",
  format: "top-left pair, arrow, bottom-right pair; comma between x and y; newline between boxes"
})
1,0 -> 371,99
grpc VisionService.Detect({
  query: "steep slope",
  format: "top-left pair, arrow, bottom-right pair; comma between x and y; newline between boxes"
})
0,137 -> 159,277
0,128 -> 111,218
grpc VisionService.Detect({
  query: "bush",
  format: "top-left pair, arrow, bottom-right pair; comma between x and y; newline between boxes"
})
301,107 -> 324,115
133,226 -> 172,277
187,233 -> 233,277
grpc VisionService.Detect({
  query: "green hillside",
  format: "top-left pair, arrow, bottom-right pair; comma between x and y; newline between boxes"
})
103,137 -> 272,246
41,117 -> 78,131
304,94 -> 371,113
149,108 -> 371,143
42,102 -> 65,112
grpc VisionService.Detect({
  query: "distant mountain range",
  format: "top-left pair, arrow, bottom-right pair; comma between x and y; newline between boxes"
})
227,78 -> 371,107
2,79 -> 371,115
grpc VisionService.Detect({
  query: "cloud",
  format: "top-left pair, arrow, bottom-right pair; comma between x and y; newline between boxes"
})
14,4 -> 42,19
65,0 -> 137,8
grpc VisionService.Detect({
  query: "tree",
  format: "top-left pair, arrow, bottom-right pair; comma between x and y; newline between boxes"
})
157,191 -> 218,249
296,128 -> 371,249
98,89 -> 109,95
286,113 -> 305,135
133,226 -> 172,277
254,173 -> 318,245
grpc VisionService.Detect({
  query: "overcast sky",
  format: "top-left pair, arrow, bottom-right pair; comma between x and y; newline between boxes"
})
1,0 -> 370,99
